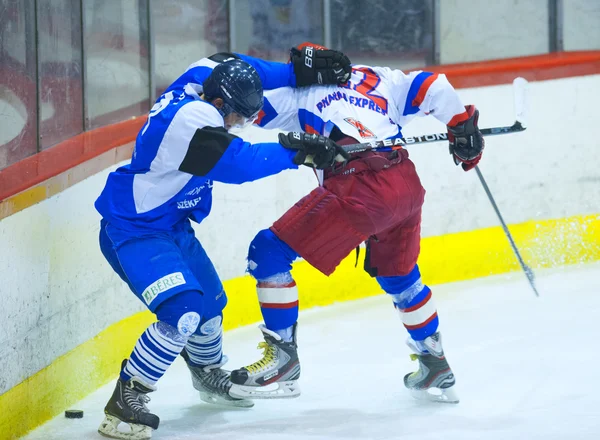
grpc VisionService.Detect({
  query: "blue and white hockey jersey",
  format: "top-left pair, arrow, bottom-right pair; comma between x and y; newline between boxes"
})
95,53 -> 300,232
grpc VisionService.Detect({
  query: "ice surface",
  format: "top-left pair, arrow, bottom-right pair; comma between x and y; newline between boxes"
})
23,263 -> 600,440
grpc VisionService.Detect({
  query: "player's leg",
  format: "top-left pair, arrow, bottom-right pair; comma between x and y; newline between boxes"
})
363,161 -> 458,403
97,222 -> 206,439
229,228 -> 302,399
376,267 -> 457,403
230,186 -> 370,399
176,223 -> 253,407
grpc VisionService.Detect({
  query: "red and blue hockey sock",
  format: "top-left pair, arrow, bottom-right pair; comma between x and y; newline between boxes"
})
247,229 -> 300,341
377,265 -> 439,343
256,272 -> 298,342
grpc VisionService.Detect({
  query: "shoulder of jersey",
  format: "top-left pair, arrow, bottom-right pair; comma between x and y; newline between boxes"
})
185,52 -> 240,72
179,99 -> 224,128
185,56 -> 221,71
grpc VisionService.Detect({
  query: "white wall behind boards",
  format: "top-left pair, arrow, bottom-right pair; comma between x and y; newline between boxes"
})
406,75 -> 600,237
0,74 -> 598,394
439,0 -> 549,64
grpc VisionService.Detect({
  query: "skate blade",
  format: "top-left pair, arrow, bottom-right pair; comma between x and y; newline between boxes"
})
199,391 -> 255,408
229,380 -> 301,399
98,415 -> 154,440
409,386 -> 459,404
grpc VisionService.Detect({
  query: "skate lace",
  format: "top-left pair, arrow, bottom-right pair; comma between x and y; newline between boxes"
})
202,368 -> 231,392
124,387 -> 151,413
245,342 -> 277,374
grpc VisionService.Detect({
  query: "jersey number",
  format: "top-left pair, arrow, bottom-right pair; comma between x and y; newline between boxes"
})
343,67 -> 388,113
141,91 -> 185,136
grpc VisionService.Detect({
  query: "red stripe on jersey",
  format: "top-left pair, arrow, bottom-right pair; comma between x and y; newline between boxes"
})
257,281 -> 297,288
412,73 -> 439,108
305,124 -> 320,135
260,300 -> 299,309
402,291 -> 432,313
255,109 -> 266,125
447,111 -> 470,127
404,312 -> 438,330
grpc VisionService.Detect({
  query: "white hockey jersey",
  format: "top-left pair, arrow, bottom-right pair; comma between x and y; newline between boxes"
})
256,66 -> 469,142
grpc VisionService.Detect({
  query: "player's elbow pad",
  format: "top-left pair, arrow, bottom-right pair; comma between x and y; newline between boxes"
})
178,127 -> 238,176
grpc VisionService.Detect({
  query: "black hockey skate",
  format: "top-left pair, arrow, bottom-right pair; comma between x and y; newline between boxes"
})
180,349 -> 254,408
404,332 -> 459,403
229,324 -> 301,399
98,360 -> 159,440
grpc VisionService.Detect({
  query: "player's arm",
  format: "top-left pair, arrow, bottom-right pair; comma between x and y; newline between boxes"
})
398,70 -> 485,171
179,127 -> 297,183
169,53 -> 296,92
175,103 -> 345,183
179,129 -> 347,183
236,46 -> 351,89
180,47 -> 351,92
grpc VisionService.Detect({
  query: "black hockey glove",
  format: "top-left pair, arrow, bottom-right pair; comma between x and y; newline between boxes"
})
279,132 -> 349,169
447,105 -> 485,171
290,46 -> 351,87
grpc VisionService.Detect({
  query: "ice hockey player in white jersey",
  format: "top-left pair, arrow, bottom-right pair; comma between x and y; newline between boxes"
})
229,43 -> 485,404
94,47 -> 351,440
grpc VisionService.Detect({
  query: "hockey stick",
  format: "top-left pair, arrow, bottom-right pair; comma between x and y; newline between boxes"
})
339,120 -> 525,154
474,166 -> 539,297
474,78 -> 539,297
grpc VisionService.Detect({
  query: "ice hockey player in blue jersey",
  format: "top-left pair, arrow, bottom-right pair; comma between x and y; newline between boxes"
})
95,48 -> 351,440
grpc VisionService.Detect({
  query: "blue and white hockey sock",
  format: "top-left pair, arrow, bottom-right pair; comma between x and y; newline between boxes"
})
121,321 -> 186,385
185,323 -> 223,367
377,265 -> 439,343
257,272 -> 298,342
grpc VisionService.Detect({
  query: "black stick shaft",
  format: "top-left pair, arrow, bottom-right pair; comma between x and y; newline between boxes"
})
340,121 -> 525,154
474,166 -> 540,297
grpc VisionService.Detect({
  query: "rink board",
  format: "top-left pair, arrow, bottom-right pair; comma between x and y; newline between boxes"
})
1,212 -> 598,438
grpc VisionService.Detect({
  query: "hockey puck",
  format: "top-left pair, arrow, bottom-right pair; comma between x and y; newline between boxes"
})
64,410 -> 84,419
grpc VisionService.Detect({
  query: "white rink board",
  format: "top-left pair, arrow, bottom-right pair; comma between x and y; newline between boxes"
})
1,74 -> 599,394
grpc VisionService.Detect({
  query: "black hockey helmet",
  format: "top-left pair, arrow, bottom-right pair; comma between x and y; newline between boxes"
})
203,59 -> 264,120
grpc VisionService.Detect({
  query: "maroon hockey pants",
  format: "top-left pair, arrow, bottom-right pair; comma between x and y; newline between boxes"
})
271,148 -> 426,277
